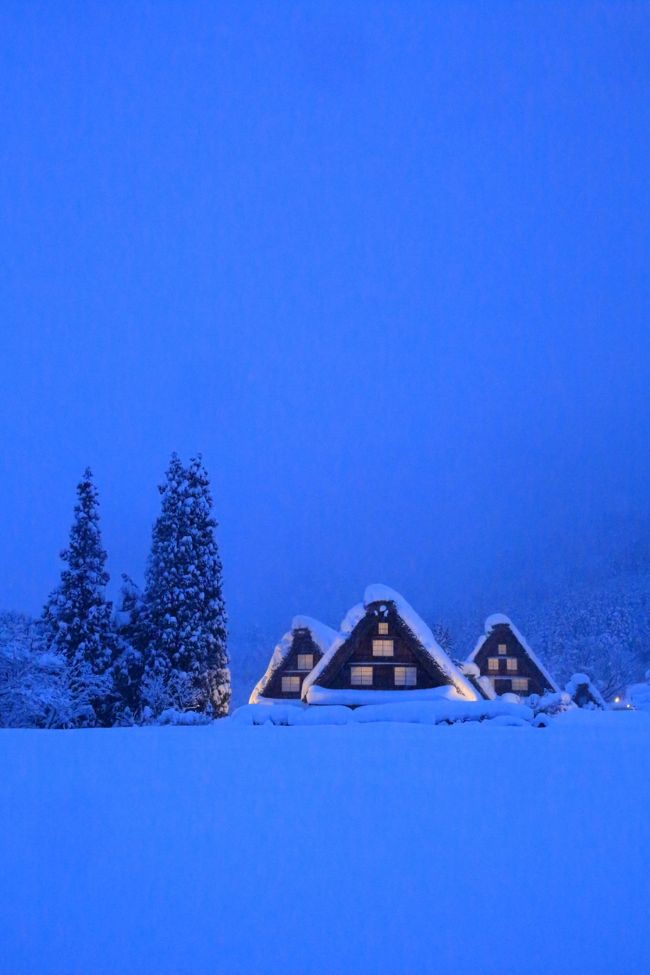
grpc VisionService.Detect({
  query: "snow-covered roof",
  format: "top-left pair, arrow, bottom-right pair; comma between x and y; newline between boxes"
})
249,616 -> 339,704
467,613 -> 560,692
565,673 -> 606,709
302,584 -> 477,702
456,660 -> 497,701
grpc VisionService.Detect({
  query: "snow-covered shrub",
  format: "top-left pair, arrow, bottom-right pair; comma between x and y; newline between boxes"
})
156,708 -> 213,726
0,613 -> 70,728
527,690 -> 574,717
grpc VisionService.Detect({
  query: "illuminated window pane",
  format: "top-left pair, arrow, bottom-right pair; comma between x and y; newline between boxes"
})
297,653 -> 314,671
488,657 -> 500,671
506,658 -> 518,672
512,678 -> 529,693
372,639 -> 394,657
281,675 -> 301,693
498,643 -> 507,655
351,666 -> 373,686
378,622 -> 389,635
394,666 -> 417,687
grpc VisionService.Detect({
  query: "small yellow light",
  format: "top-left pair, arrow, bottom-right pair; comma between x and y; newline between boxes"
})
614,696 -> 620,703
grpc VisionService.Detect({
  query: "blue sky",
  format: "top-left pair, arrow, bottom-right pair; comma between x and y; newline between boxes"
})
1,2 -> 648,636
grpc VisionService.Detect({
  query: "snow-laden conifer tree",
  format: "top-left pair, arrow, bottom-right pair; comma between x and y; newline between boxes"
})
112,574 -> 145,724
140,454 -> 230,718
40,468 -> 118,726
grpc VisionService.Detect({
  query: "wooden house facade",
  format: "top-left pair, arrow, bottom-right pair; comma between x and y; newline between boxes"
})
249,617 -> 339,703
467,614 -> 559,698
302,585 -> 477,705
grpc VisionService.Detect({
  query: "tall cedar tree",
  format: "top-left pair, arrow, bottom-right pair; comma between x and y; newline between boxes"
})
40,468 -> 118,726
141,454 -> 230,717
112,574 -> 145,724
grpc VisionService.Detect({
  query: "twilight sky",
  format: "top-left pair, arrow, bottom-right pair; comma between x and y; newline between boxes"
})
1,2 -> 649,639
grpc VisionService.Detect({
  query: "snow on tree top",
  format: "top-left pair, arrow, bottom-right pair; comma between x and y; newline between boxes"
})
304,584 -> 477,702
469,613 -> 560,692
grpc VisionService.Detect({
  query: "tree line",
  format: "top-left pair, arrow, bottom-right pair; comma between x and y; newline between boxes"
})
0,454 -> 229,728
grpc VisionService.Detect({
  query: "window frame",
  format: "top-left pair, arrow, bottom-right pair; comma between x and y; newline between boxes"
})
378,621 -> 389,635
511,677 -> 529,693
351,666 -> 373,686
296,653 -> 314,672
487,657 -> 500,672
281,675 -> 301,694
372,639 -> 394,657
394,666 -> 417,687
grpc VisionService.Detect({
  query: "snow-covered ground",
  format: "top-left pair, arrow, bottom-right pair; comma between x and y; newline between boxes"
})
1,711 -> 649,975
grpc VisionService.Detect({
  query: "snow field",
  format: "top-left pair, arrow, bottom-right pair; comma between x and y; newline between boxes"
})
1,710 -> 649,975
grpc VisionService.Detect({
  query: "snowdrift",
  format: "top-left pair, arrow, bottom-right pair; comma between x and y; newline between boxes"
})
232,697 -> 533,727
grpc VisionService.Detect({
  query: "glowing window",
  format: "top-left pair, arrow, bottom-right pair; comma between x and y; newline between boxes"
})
488,657 -> 500,672
378,621 -> 389,635
512,678 -> 529,693
506,658 -> 518,672
498,643 -> 507,655
281,675 -> 301,693
394,666 -> 417,687
372,639 -> 394,657
297,653 -> 314,671
351,666 -> 373,686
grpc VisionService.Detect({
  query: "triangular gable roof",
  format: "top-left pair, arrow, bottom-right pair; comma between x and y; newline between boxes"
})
467,613 -> 560,692
249,616 -> 339,703
303,584 -> 477,702
565,673 -> 606,709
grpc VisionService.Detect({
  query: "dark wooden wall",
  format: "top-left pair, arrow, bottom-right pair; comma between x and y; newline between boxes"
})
473,623 -> 554,697
319,606 -> 448,691
261,629 -> 323,699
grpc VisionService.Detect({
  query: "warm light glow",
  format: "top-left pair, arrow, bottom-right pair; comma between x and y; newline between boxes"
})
351,666 -> 373,686
372,639 -> 394,657
394,666 -> 417,686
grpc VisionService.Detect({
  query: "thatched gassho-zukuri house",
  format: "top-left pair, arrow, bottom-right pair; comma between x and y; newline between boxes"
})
467,614 -> 559,698
249,617 -> 339,704
302,584 -> 478,706
565,673 -> 606,710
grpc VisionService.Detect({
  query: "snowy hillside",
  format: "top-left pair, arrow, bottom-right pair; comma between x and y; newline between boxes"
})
2,713 -> 649,975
